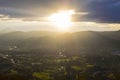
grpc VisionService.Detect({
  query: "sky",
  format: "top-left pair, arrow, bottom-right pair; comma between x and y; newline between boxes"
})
0,0 -> 120,31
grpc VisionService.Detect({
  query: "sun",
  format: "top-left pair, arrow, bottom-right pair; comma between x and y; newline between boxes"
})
48,10 -> 75,31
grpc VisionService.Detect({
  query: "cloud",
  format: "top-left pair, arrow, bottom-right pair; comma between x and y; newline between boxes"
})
80,0 -> 120,23
0,0 -> 120,23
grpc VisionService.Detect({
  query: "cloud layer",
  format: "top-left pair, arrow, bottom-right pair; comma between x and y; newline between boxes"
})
0,0 -> 120,23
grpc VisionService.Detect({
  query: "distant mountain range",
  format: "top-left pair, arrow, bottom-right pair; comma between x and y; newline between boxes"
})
0,28 -> 14,34
0,31 -> 119,51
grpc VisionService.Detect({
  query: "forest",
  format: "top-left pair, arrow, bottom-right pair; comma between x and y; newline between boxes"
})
0,31 -> 120,80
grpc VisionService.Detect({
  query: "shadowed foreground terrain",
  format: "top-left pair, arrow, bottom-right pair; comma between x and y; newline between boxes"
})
0,31 -> 120,80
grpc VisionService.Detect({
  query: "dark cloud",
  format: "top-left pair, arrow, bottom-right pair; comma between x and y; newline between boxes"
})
0,0 -> 120,23
83,0 -> 120,23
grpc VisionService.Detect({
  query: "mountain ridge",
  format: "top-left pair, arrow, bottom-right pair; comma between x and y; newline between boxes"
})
0,30 -> 119,51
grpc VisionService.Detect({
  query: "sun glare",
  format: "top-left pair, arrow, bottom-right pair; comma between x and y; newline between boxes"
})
48,10 -> 75,31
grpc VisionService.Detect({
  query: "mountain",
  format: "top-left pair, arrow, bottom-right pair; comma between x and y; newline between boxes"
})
0,31 -> 119,51
0,28 -> 15,35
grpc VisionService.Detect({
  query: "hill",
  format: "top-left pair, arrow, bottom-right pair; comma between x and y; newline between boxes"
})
0,31 -> 119,51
